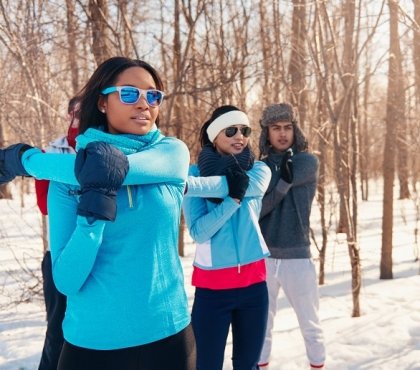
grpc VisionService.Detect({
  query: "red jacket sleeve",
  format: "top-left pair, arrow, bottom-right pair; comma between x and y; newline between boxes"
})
35,179 -> 50,215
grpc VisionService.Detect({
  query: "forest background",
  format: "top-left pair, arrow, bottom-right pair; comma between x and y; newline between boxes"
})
0,0 -> 419,317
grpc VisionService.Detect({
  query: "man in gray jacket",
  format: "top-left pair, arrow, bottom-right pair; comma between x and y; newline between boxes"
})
257,103 -> 325,370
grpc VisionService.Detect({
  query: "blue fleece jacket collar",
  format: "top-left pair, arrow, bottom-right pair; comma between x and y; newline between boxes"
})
76,125 -> 163,154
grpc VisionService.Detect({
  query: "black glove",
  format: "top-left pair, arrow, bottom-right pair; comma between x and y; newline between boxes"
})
226,167 -> 249,201
280,148 -> 293,183
0,143 -> 34,184
75,142 -> 129,222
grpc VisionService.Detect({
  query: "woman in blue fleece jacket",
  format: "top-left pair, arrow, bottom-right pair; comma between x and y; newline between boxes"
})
0,57 -> 195,370
183,106 -> 271,370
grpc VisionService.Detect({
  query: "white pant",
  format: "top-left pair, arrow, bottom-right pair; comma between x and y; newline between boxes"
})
259,258 -> 326,367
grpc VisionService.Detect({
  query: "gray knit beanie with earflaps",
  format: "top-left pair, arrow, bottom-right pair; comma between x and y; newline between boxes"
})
258,102 -> 308,158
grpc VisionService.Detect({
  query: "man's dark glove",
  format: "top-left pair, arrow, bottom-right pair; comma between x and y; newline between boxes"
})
0,143 -> 34,184
226,167 -> 249,202
75,142 -> 129,222
280,148 -> 294,183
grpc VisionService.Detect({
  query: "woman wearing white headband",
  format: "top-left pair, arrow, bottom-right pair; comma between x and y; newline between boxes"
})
183,105 -> 272,370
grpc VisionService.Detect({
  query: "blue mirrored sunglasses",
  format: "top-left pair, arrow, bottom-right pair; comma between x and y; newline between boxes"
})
101,86 -> 165,107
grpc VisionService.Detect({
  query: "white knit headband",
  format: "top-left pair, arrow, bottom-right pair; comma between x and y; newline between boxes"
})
206,110 -> 250,143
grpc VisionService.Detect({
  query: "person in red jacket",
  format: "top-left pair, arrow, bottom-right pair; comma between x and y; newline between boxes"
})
35,96 -> 80,370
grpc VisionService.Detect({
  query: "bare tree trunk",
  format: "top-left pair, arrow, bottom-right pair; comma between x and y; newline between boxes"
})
173,0 -> 183,139
233,4 -> 250,108
316,86 -> 329,285
88,0 -> 113,65
394,0 -> 409,200
173,0 -> 185,256
345,0 -> 361,318
310,1 -> 339,285
381,0 -> 405,279
259,0 -> 272,104
272,0 -> 282,99
289,0 -> 308,128
41,215 -> 48,253
0,184 -> 12,199
66,0 -> 79,94
397,116 -> 410,199
352,94 -> 359,237
414,0 -> 420,105
117,0 -> 130,56
333,0 -> 361,316
360,61 -> 371,201
217,1 -> 229,102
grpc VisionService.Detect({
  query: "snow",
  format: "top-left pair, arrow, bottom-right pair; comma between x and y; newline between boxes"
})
0,180 -> 419,370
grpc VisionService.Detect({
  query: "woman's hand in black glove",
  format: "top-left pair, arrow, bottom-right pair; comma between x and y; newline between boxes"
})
0,143 -> 34,184
280,148 -> 293,183
226,167 -> 249,202
75,142 -> 129,222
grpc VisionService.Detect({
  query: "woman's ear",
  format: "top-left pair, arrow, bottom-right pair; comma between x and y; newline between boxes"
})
97,96 -> 106,113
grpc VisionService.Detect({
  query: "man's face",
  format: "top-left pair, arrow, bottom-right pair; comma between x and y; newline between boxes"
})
267,121 -> 294,152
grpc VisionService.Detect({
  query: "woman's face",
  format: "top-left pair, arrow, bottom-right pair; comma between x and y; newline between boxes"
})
213,125 -> 250,155
99,67 -> 160,135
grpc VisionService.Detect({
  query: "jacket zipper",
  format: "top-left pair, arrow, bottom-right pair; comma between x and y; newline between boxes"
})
127,186 -> 134,208
232,220 -> 241,273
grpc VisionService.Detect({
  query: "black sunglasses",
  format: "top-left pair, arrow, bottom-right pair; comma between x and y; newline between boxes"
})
224,126 -> 252,138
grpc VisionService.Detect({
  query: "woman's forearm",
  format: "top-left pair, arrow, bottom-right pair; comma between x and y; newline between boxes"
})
22,139 -> 190,185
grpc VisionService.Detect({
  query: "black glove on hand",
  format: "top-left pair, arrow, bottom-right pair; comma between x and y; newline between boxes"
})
226,167 -> 249,202
280,148 -> 294,183
75,142 -> 129,222
0,143 -> 34,184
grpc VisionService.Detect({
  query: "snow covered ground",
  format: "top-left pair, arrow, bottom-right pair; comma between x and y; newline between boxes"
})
0,180 -> 419,370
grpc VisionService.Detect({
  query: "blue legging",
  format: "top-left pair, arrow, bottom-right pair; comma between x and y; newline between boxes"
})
192,281 -> 268,370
